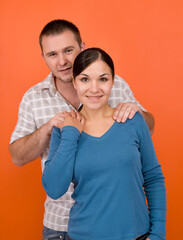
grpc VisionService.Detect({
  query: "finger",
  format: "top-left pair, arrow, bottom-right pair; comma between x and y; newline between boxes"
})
121,106 -> 133,123
70,109 -> 76,118
55,114 -> 65,122
58,116 -> 65,122
128,108 -> 137,119
56,112 -> 65,117
57,122 -> 64,129
76,111 -> 82,122
116,105 -> 129,122
113,103 -> 124,120
80,116 -> 85,125
64,111 -> 70,118
136,106 -> 143,114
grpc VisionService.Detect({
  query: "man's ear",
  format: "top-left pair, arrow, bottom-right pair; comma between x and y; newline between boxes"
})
80,42 -> 86,51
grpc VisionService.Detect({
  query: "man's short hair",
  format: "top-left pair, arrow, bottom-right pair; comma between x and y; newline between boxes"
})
39,19 -> 82,51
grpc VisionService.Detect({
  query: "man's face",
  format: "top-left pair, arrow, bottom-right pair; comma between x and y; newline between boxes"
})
42,30 -> 85,83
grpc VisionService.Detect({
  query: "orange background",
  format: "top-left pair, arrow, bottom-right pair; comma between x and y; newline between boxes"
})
1,0 -> 183,239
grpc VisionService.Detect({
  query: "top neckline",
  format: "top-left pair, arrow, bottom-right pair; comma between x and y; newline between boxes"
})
81,121 -> 118,140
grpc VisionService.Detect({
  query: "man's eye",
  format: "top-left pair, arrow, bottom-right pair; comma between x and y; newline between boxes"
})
80,77 -> 88,82
48,53 -> 56,57
100,77 -> 108,82
65,49 -> 73,54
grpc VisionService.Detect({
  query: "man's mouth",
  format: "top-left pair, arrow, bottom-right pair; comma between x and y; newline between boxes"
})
58,67 -> 72,73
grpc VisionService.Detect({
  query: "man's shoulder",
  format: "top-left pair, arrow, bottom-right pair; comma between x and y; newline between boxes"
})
114,74 -> 130,88
22,73 -> 53,99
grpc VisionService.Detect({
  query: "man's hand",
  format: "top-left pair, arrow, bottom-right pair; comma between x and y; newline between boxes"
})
63,110 -> 85,133
113,102 -> 143,123
46,112 -> 65,134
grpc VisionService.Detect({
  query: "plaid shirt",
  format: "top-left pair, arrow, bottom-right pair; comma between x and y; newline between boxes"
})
10,73 -> 146,231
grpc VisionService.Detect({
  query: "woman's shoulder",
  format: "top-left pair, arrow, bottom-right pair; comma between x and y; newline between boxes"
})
125,112 -> 145,126
115,113 -> 147,133
132,112 -> 144,122
128,113 -> 150,136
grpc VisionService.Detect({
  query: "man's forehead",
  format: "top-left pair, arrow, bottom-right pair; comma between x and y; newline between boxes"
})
42,31 -> 79,52
43,31 -> 77,44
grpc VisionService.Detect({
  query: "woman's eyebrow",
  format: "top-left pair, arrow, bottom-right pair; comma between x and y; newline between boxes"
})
99,73 -> 110,77
80,73 -> 89,76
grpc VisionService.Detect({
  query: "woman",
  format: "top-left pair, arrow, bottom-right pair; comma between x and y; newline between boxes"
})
42,48 -> 166,240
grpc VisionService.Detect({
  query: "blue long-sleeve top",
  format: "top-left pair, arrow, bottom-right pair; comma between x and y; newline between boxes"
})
42,113 -> 166,240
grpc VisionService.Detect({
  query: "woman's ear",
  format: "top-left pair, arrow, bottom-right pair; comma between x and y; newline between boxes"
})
112,77 -> 115,85
72,77 -> 76,89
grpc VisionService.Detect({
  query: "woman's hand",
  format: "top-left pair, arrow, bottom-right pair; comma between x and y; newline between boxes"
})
46,112 -> 65,134
63,110 -> 85,133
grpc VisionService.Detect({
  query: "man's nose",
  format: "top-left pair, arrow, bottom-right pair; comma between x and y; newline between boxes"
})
58,54 -> 67,66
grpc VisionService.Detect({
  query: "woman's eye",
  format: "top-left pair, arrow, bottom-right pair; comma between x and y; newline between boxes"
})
100,77 -> 108,82
80,77 -> 88,82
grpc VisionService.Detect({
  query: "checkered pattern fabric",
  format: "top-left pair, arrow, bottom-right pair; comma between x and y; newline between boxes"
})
10,73 -> 146,231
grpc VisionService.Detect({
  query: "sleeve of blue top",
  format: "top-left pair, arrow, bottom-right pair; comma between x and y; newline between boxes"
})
42,125 -> 80,200
135,114 -> 167,240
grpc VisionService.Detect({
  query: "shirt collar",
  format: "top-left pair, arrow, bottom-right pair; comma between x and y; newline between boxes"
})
39,72 -> 57,96
38,72 -> 82,110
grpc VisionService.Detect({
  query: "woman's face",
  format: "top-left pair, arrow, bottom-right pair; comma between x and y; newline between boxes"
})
73,60 -> 114,110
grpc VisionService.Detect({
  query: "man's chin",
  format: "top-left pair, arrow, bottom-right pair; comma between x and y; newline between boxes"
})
56,77 -> 73,84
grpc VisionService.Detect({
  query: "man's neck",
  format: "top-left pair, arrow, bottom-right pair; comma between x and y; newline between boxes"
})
55,78 -> 80,110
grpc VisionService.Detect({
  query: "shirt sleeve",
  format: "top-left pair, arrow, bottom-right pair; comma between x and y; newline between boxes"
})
108,75 -> 147,111
9,93 -> 36,144
135,113 -> 166,240
42,126 -> 80,200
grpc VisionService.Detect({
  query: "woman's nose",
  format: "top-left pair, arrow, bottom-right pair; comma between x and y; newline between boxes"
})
89,81 -> 99,92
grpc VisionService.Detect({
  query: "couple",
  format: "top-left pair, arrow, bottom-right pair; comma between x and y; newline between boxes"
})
9,19 -> 165,240
42,48 -> 166,240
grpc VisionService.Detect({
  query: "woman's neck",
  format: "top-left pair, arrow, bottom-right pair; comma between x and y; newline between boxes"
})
80,105 -> 115,137
80,105 -> 114,122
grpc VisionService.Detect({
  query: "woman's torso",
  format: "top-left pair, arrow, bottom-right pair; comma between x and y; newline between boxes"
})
68,114 -> 150,240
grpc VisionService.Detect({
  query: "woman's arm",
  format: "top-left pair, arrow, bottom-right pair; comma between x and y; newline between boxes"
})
136,114 -> 166,240
42,125 -> 80,199
42,111 -> 85,200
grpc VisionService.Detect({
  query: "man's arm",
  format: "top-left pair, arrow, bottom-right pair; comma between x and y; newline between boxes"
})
9,112 -> 65,167
142,111 -> 154,135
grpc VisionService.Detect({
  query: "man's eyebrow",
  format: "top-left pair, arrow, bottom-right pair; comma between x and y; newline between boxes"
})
63,46 -> 75,50
46,51 -> 56,56
46,46 -> 76,56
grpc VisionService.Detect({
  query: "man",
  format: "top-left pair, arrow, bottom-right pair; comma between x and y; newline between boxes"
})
9,20 -> 154,240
